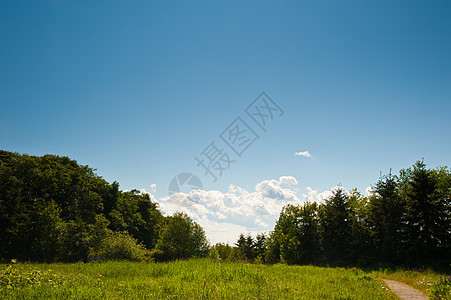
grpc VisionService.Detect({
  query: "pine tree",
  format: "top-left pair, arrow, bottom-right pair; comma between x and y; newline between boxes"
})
320,188 -> 352,264
403,161 -> 448,264
367,171 -> 405,263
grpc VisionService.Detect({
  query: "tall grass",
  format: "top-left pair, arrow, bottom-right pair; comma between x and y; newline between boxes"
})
1,259 -> 399,299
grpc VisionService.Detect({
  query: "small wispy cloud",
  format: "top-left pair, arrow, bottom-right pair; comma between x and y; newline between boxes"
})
294,151 -> 312,158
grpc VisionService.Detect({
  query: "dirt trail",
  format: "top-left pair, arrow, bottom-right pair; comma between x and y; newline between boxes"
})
381,279 -> 428,300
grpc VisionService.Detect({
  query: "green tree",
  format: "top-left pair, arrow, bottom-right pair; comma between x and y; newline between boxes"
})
320,187 -> 352,265
401,161 -> 450,264
264,232 -> 281,263
346,189 -> 373,265
273,203 -> 321,265
367,172 -> 405,263
209,242 -> 238,262
0,151 -> 163,262
191,221 -> 210,257
210,243 -> 234,261
434,166 -> 451,260
29,200 -> 64,261
109,190 -> 162,249
254,233 -> 267,261
154,212 -> 209,261
235,234 -> 248,260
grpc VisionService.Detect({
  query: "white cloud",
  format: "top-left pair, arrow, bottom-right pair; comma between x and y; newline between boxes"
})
294,151 -> 312,158
279,176 -> 298,185
302,187 -> 331,204
365,186 -> 374,196
156,176 -> 303,244
155,178 -> 352,244
195,217 -> 257,245
151,184 -> 157,193
301,185 -> 347,204
140,188 -> 150,196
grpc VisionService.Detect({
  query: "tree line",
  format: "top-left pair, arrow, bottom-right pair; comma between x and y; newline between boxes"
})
1,150 -> 449,269
213,161 -> 450,269
0,150 -> 208,262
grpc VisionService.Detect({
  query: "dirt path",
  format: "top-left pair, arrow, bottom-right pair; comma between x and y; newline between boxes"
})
381,279 -> 428,300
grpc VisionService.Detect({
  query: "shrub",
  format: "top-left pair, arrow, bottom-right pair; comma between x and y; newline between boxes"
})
92,231 -> 150,261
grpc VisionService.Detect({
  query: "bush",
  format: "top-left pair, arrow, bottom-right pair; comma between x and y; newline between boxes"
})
92,231 -> 150,261
208,247 -> 220,263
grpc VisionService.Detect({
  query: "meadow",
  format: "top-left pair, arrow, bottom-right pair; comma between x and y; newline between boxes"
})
2,259 -> 450,299
2,259 -> 444,300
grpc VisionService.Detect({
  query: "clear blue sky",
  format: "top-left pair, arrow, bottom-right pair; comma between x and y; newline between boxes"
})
1,0 -> 450,242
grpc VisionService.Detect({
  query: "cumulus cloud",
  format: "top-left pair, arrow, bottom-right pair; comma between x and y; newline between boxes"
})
151,184 -> 157,193
302,185 -> 347,204
279,176 -> 298,185
156,176 -> 303,244
154,177 -> 353,244
294,151 -> 312,158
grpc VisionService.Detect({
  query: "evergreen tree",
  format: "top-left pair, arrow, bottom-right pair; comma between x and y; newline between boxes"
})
347,189 -> 373,265
402,161 -> 449,264
235,234 -> 246,256
320,187 -> 352,264
254,233 -> 267,260
264,231 -> 281,264
433,166 -> 451,261
367,172 -> 405,263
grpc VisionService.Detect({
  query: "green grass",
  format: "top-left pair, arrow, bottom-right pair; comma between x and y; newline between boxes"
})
0,259 -> 403,299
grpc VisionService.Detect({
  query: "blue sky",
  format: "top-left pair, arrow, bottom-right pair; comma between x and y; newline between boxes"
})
1,1 -> 450,243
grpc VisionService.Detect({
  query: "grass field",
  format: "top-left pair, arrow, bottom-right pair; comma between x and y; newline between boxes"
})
0,259 -> 448,299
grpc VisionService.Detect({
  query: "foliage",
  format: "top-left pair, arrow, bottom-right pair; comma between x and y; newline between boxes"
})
0,151 -> 197,263
319,187 -> 353,264
269,203 -> 321,265
264,232 -> 281,264
367,172 -> 405,263
92,231 -> 150,262
109,190 -> 162,250
401,161 -> 450,265
209,243 -> 235,262
254,233 -> 267,261
0,151 -> 121,261
154,212 -> 209,261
